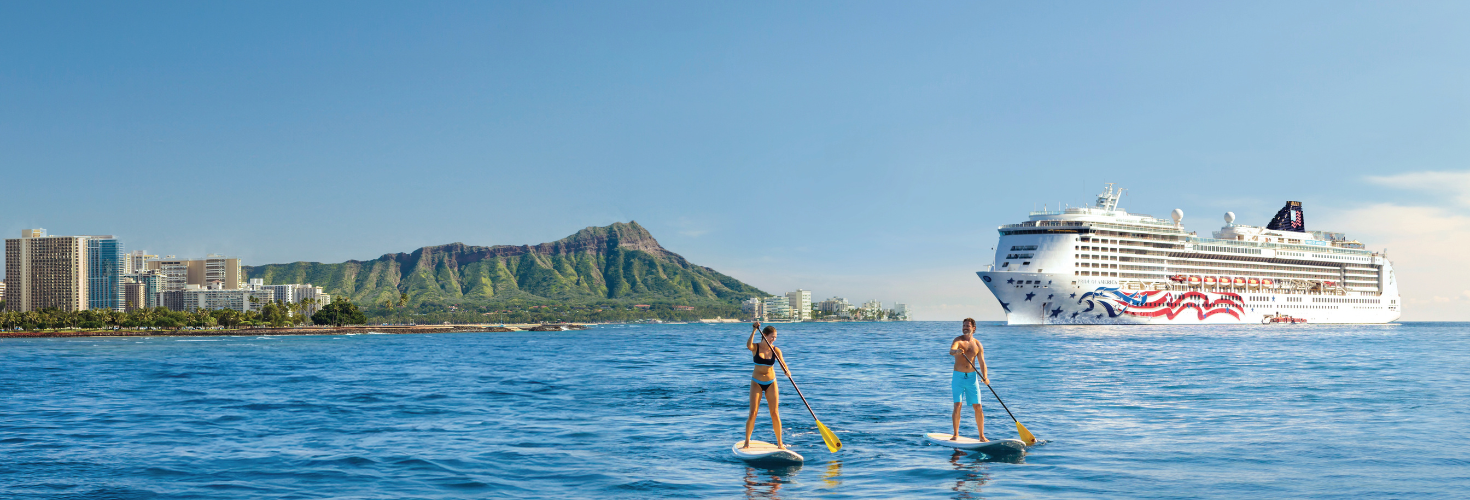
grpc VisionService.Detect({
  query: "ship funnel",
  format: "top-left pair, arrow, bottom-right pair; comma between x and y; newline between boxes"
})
1265,201 -> 1305,232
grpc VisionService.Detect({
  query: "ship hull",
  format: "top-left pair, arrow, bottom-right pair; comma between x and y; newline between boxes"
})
978,271 -> 1401,325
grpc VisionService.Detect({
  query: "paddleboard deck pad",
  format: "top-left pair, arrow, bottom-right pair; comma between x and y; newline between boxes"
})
732,440 -> 804,464
924,433 -> 1027,454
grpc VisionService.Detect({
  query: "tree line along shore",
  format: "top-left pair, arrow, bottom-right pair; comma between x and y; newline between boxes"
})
0,301 -> 597,337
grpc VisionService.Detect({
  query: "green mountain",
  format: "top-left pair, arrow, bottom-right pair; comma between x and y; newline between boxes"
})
244,222 -> 767,309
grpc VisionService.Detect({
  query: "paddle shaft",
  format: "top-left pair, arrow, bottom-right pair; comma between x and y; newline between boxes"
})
759,330 -> 822,424
954,339 -> 1021,424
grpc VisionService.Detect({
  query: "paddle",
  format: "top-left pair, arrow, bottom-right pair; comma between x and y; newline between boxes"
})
761,330 -> 843,453
955,343 -> 1038,446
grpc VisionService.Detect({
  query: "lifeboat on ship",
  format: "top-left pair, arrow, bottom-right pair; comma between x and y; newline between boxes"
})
1170,275 -> 1186,282
1262,278 -> 1275,287
1218,276 -> 1231,286
1188,275 -> 1201,284
1234,277 -> 1246,286
1203,276 -> 1216,285
1324,280 -> 1337,287
1248,278 -> 1260,286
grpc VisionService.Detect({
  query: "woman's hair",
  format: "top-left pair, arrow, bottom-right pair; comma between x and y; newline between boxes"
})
963,318 -> 976,328
762,326 -> 777,336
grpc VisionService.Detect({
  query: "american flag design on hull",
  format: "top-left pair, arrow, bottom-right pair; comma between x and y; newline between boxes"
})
1055,288 -> 1244,323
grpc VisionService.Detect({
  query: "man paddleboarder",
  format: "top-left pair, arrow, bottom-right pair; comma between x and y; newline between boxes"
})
948,318 -> 988,442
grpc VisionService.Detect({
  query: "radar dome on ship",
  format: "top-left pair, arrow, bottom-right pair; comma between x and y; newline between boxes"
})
1171,209 -> 1183,223
1225,212 -> 1236,224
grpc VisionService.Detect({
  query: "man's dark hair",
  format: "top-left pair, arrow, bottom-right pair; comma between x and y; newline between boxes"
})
962,318 -> 976,328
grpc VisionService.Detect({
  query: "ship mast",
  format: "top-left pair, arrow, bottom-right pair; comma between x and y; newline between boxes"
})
1095,183 -> 1125,212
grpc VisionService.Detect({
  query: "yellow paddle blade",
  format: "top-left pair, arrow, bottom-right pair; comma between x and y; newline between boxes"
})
816,420 -> 843,453
1016,421 -> 1037,446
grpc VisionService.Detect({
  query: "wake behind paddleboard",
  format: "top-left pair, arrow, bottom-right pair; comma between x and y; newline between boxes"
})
924,433 -> 1027,454
732,440 -> 804,464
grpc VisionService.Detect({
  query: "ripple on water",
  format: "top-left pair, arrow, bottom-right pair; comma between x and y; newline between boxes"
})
1,323 -> 1467,498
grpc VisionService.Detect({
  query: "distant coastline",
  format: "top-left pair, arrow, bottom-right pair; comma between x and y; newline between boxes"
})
0,323 -> 589,339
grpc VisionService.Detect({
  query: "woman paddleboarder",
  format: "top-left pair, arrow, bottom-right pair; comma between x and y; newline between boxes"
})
743,322 -> 791,450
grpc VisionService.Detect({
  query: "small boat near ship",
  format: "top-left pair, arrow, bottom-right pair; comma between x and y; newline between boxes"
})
1262,314 -> 1307,324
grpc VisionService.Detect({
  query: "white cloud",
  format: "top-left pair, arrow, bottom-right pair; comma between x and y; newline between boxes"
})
1318,171 -> 1470,320
1366,171 -> 1470,207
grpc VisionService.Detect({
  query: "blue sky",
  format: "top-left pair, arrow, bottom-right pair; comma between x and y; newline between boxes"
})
4,2 -> 1469,320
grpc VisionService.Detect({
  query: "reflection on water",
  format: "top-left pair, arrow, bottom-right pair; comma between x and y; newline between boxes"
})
743,464 -> 801,500
948,450 -> 991,499
823,460 -> 842,488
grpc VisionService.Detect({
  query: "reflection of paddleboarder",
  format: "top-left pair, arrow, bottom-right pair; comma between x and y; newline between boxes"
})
948,318 -> 989,442
743,322 -> 790,450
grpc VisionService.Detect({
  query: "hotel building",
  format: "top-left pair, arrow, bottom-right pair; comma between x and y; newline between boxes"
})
785,289 -> 812,321
146,255 -> 244,291
87,237 -> 126,311
5,229 -> 93,312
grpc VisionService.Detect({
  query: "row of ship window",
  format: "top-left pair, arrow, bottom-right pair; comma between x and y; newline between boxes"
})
1262,304 -> 1389,309
1080,229 -> 1371,258
1312,297 -> 1384,304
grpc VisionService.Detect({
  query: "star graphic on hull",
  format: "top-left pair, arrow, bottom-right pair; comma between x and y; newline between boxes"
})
1000,302 -> 1011,312
1050,307 -> 1062,317
1071,312 -> 1079,318
1047,294 -> 1053,300
1096,314 -> 1104,319
1024,292 -> 1036,301
1006,278 -> 1015,284
1070,293 -> 1076,299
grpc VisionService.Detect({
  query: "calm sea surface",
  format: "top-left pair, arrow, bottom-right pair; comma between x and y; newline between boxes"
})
2,322 -> 1467,499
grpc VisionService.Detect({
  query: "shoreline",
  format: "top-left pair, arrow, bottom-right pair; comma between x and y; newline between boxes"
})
0,323 -> 590,339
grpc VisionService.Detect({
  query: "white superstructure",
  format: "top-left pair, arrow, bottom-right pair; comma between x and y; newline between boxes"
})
977,184 -> 1401,325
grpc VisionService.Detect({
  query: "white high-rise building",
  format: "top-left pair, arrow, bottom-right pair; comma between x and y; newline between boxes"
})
892,303 -> 912,321
125,250 -> 158,275
819,296 -> 851,314
741,297 -> 763,319
293,284 -> 328,315
176,287 -> 274,313
786,289 -> 812,321
862,300 -> 884,320
764,295 -> 791,320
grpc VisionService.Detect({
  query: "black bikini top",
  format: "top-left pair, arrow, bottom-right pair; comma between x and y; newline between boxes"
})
753,348 -> 776,366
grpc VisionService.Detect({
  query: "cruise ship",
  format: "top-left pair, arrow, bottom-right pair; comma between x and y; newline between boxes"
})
977,185 -> 1401,325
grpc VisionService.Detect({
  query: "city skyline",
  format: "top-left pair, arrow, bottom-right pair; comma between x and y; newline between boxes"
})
4,3 -> 1469,320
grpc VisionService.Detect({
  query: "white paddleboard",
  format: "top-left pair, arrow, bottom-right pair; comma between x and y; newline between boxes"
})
732,440 -> 804,464
924,433 -> 1027,454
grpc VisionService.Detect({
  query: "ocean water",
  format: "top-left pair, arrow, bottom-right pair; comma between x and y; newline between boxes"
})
1,322 -> 1467,499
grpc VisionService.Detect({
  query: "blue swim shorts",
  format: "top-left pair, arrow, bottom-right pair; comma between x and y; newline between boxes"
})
951,371 -> 981,405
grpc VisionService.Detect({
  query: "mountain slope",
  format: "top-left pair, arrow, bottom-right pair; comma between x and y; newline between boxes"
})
244,222 -> 766,307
